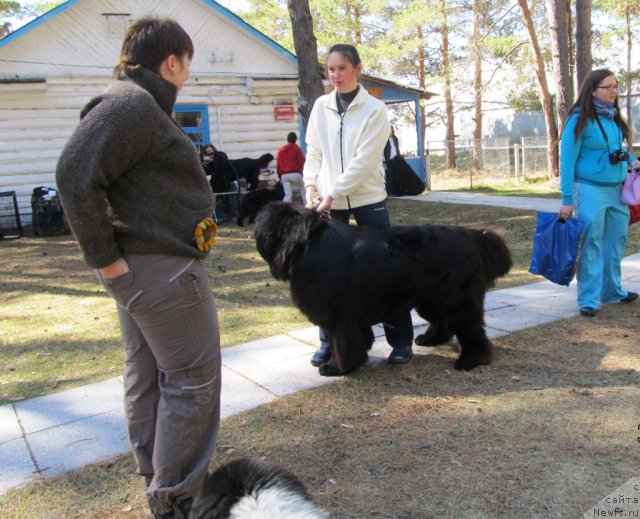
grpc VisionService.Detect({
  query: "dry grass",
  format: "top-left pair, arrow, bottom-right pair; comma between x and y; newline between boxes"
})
1,198 -> 573,404
1,195 -> 640,517
1,303 -> 638,518
430,170 -> 560,197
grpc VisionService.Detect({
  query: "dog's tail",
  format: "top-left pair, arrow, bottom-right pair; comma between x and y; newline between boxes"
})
471,229 -> 512,286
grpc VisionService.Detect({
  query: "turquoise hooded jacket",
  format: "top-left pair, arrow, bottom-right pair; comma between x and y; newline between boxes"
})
560,112 -> 635,205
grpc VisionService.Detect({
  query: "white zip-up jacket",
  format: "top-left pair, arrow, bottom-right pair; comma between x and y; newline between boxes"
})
303,85 -> 390,210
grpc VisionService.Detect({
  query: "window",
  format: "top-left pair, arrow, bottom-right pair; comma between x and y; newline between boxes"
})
173,105 -> 210,157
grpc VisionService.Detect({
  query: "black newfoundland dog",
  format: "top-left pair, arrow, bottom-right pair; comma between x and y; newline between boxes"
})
254,202 -> 512,377
236,182 -> 285,227
190,458 -> 328,518
205,152 -> 274,193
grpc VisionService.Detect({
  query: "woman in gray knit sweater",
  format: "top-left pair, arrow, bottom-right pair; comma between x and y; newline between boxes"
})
56,18 -> 219,519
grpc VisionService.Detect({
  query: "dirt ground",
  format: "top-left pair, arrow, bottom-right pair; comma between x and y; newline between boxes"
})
1,199 -> 639,517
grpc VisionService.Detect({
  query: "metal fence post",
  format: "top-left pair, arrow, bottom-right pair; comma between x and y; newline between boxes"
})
514,144 -> 521,181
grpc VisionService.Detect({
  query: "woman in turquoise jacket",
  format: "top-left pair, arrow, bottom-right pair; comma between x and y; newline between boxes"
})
559,69 -> 638,316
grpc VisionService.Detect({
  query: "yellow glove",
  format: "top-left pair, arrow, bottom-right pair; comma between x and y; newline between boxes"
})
194,217 -> 218,251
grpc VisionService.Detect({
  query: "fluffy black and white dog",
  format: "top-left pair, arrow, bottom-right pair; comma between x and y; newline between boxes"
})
254,202 -> 512,377
205,153 -> 274,193
190,458 -> 328,519
236,182 -> 285,227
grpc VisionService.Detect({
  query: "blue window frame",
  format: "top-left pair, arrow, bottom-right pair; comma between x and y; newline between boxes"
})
173,104 -> 210,156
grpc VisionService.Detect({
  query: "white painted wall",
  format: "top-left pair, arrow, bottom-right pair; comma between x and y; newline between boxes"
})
0,0 -> 301,224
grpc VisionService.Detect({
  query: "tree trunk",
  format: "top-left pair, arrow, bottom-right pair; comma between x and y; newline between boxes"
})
417,24 -> 427,150
287,0 -> 325,130
575,0 -> 592,91
546,0 -> 571,137
441,0 -> 456,170
626,2 -> 633,144
472,0 -> 483,170
565,0 -> 575,103
517,0 -> 559,178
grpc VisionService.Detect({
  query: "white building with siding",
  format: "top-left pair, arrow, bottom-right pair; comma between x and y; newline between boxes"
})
0,0 -> 301,222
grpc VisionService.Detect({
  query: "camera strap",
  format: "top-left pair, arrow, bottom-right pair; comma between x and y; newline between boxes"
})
594,114 -> 623,150
594,114 -> 610,146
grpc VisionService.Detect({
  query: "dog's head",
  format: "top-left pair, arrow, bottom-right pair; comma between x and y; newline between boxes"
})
257,153 -> 275,169
254,202 -> 325,281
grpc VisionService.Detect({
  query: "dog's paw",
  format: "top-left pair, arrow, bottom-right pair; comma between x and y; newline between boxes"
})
318,363 -> 343,377
415,327 -> 453,346
453,354 -> 491,371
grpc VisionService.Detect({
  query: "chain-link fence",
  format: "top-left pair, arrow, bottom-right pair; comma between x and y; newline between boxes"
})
427,137 -> 550,190
519,136 -> 549,180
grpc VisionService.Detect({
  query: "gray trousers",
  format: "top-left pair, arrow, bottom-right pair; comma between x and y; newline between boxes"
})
98,254 -> 221,515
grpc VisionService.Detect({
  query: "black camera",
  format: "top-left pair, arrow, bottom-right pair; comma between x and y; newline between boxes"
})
609,149 -> 629,164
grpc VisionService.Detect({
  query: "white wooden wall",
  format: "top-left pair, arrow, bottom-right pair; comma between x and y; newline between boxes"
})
0,75 -> 300,223
0,0 -> 303,225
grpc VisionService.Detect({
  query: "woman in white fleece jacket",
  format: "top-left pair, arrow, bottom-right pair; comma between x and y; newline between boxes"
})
303,43 -> 414,367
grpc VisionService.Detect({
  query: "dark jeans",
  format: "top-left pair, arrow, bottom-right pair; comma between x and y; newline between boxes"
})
319,200 -> 414,351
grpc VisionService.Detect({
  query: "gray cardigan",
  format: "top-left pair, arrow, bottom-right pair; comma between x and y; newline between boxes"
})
56,67 -> 215,269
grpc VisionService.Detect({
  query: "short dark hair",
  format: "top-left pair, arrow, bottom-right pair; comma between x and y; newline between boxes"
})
114,17 -> 194,78
287,132 -> 297,143
326,44 -> 361,69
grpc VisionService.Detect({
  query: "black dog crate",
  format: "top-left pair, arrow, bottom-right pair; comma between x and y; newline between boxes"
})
31,187 -> 70,237
0,190 -> 22,239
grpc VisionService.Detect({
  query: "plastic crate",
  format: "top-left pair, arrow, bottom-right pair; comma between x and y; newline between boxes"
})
0,190 -> 22,239
30,187 -> 70,237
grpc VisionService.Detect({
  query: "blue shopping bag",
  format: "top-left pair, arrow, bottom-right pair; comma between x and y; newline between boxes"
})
529,211 -> 585,286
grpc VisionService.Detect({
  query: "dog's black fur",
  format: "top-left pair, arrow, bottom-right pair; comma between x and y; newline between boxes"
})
254,202 -> 512,376
190,458 -> 327,518
236,182 -> 285,227
205,153 -> 274,193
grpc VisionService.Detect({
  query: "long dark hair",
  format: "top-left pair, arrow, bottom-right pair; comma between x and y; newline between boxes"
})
113,17 -> 194,78
565,68 -> 631,143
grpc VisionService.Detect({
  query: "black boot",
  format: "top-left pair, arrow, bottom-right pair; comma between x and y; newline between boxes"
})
388,345 -> 413,364
310,343 -> 331,367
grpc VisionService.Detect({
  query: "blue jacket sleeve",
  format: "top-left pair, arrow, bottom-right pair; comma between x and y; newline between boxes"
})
560,114 -> 581,205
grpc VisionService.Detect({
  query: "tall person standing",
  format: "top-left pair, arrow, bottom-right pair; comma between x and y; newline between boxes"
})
56,18 -> 220,519
559,68 -> 638,317
303,43 -> 414,367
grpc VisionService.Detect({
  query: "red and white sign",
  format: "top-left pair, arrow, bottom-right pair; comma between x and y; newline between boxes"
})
274,104 -> 295,121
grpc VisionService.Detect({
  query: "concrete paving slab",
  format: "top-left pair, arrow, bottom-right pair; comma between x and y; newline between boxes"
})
15,378 -> 124,434
239,355 -> 335,396
286,326 -> 320,346
622,254 -> 640,269
485,305 -> 560,333
0,438 -> 36,494
220,367 -> 277,419
0,405 -> 21,443
372,324 -> 385,337
410,309 -> 428,326
27,409 -> 129,477
222,334 -> 314,366
406,192 -> 561,212
485,326 -> 511,340
222,335 -> 334,396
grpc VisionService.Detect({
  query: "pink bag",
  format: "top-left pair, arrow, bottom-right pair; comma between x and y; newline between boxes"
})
621,169 -> 640,205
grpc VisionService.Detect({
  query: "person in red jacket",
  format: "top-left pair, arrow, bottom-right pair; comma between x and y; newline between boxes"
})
276,132 -> 307,205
